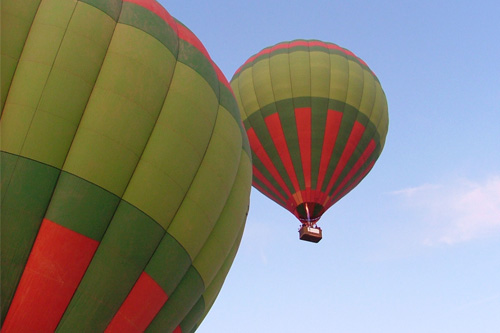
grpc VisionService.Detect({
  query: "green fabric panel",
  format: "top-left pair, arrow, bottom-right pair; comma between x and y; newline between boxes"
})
289,49 -> 311,98
145,267 -> 205,332
44,171 -> 120,241
179,297 -> 205,333
219,84 -> 251,157
19,2 -> 117,168
0,0 -> 41,112
327,119 -> 379,197
328,53 -> 349,103
269,52 -> 293,104
193,151 -> 251,286
0,152 -> 60,322
373,81 -> 389,148
310,98 -> 330,189
168,108 -> 241,260
57,200 -> 165,331
80,0 -> 123,21
234,65 -> 260,118
321,104 -> 358,192
144,233 -> 192,296
118,1 -> 178,55
345,59 -> 365,113
277,105 -> 306,190
122,62 -> 218,228
177,39 -> 219,97
310,50 -> 331,98
246,103 -> 295,195
358,68 -> 377,119
62,23 -> 176,196
1,0 -> 75,156
198,225 -> 244,328
250,56 -> 275,110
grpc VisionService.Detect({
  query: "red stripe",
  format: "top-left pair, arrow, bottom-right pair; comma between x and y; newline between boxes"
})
324,121 -> 366,197
328,160 -> 376,208
174,326 -> 182,333
316,110 -> 343,192
105,272 -> 168,332
295,108 -> 312,191
329,139 -> 376,199
247,128 -> 292,198
234,40 -> 371,76
124,0 -> 177,31
252,166 -> 288,206
264,113 -> 301,194
3,219 -> 99,332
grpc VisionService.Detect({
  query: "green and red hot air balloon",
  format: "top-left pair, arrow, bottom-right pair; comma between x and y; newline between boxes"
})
231,40 -> 389,242
1,0 -> 251,331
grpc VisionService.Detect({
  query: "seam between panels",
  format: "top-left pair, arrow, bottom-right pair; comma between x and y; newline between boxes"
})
1,0 -> 43,115
1,0 -> 73,204
322,47 -> 351,194
53,2 -> 125,329
1,1 -> 83,325
66,13 -> 182,329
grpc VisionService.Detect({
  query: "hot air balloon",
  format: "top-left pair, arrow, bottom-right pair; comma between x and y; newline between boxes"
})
1,0 -> 251,331
230,40 -> 388,242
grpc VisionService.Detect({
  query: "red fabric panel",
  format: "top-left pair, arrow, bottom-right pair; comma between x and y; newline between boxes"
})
328,160 -> 376,208
3,219 -> 99,332
105,272 -> 168,332
316,110 -> 343,192
124,0 -> 176,30
174,326 -> 182,333
295,108 -> 312,189
329,139 -> 376,199
247,128 -> 292,198
324,121 -> 366,197
264,113 -> 300,194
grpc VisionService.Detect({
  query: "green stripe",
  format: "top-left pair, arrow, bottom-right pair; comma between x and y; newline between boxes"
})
80,0 -> 123,21
0,152 -> 60,322
57,200 -> 165,331
146,266 -> 205,332
45,172 -> 120,241
118,1 -> 178,56
310,99 -> 330,189
233,41 -> 379,84
243,97 -> 381,194
144,233 -> 192,296
179,297 -> 205,333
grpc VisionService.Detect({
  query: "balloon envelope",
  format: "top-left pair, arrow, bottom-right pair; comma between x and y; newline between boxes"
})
1,0 -> 251,331
230,40 -> 388,224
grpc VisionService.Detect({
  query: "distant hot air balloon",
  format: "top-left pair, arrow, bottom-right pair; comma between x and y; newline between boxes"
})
1,0 -> 251,331
230,40 -> 388,242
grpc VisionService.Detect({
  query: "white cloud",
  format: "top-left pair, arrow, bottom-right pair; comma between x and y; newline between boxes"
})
393,175 -> 500,245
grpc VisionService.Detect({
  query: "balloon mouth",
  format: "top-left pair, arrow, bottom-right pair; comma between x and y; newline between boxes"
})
295,202 -> 324,223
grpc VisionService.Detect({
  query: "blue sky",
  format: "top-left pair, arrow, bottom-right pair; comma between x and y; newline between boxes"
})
161,1 -> 500,332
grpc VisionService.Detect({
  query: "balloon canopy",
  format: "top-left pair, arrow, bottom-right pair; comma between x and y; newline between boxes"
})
231,40 -> 388,230
1,0 -> 251,331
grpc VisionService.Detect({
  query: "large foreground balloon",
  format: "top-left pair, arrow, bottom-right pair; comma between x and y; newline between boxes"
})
231,40 -> 388,241
1,0 -> 251,331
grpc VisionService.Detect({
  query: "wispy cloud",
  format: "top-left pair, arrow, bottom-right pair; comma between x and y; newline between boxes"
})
393,175 -> 500,245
